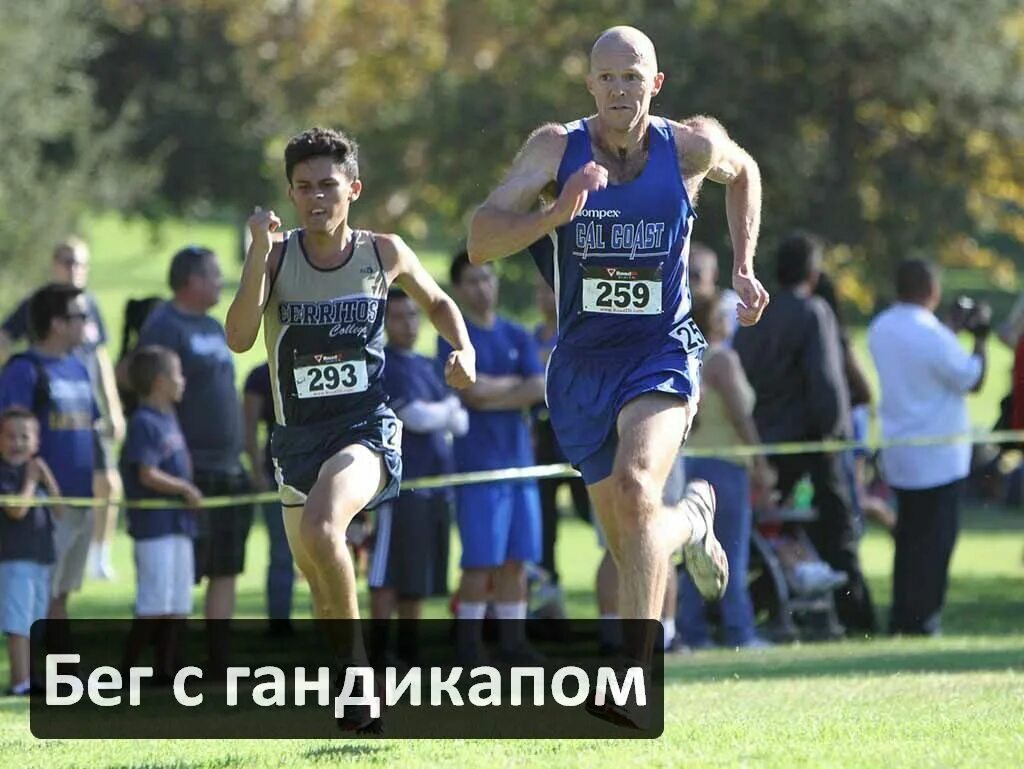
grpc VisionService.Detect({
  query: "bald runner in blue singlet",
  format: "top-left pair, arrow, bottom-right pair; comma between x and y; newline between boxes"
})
468,27 -> 769,664
530,116 -> 707,484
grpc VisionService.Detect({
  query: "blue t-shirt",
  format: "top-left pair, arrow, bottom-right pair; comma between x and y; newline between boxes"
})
0,351 -> 98,497
243,363 -> 275,479
138,302 -> 242,473
0,460 -> 55,564
2,291 -> 108,388
382,347 -> 455,492
121,405 -> 197,540
437,317 -> 542,472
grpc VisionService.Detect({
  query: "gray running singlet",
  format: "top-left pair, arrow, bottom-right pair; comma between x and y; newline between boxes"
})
263,229 -> 389,427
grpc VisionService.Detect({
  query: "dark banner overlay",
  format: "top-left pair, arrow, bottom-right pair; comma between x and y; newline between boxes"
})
29,619 -> 664,739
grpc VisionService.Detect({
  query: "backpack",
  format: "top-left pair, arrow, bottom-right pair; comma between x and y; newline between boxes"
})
1,351 -> 50,416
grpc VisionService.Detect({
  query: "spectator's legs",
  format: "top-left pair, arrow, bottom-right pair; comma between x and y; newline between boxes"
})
456,567 -> 494,663
890,481 -> 962,635
47,594 -> 69,621
396,598 -> 422,665
806,451 -> 876,635
205,577 -> 236,620
569,476 -> 592,523
91,467 -> 122,580
370,587 -> 397,621
703,460 -> 757,646
368,586 -> 397,666
768,452 -> 806,504
7,635 -> 29,691
932,481 -> 963,631
493,559 -> 528,653
263,499 -> 295,626
538,477 -> 561,584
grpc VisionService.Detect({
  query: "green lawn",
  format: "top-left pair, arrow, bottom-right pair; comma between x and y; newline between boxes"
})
1,507 -> 1023,767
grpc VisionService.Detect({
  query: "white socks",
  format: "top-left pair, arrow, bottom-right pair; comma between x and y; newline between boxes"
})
494,601 -> 528,651
456,601 -> 487,621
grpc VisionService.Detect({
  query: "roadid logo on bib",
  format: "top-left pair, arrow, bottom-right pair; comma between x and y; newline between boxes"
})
292,349 -> 369,399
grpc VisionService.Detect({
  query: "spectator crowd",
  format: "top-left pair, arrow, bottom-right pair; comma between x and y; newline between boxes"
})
0,231 -> 999,693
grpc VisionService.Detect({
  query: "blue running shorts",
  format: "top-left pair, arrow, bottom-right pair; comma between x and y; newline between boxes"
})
546,344 -> 701,485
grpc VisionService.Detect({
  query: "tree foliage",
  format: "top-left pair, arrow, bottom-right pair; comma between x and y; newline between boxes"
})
0,1 -> 147,297
4,1 -> 1022,312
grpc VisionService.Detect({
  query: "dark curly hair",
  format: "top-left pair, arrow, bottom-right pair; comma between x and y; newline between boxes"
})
284,127 -> 359,183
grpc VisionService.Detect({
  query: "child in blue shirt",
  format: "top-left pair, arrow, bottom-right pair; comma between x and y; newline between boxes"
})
119,346 -> 201,680
0,407 -> 61,695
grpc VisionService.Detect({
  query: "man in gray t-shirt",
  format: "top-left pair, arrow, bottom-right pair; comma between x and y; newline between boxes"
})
136,246 -> 252,672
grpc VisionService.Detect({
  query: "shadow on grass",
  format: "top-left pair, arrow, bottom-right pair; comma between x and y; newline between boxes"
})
303,744 -> 389,761
106,759 -> 242,769
664,640 -> 1024,684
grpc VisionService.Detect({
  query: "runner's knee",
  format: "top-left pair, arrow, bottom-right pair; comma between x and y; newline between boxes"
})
611,467 -> 661,527
298,511 -> 347,561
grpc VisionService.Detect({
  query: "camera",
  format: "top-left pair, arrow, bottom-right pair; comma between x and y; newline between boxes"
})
951,295 -> 992,336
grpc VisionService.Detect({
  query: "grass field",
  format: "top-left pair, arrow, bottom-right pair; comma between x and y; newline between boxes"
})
0,508 -> 1022,767
1,213 -> 1022,765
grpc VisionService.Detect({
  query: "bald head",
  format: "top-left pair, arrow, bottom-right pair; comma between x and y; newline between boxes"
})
590,26 -> 658,74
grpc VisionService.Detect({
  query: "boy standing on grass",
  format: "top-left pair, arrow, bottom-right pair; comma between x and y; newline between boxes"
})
0,407 -> 61,695
120,346 -> 202,680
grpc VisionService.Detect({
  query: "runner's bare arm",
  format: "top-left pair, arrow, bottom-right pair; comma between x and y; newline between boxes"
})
467,124 -> 569,265
379,234 -> 476,389
675,117 -> 761,277
675,117 -> 769,326
226,207 -> 284,352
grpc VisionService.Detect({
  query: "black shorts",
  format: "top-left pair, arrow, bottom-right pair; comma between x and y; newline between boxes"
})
192,469 -> 255,582
270,405 -> 403,511
367,491 -> 451,598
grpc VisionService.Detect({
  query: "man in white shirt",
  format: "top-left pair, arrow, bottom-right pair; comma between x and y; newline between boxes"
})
868,259 -> 989,636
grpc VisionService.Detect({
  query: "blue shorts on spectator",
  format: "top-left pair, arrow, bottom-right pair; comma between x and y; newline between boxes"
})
456,481 -> 541,568
0,561 -> 52,637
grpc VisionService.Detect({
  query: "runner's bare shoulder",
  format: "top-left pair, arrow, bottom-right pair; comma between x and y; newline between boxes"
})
487,123 -> 569,208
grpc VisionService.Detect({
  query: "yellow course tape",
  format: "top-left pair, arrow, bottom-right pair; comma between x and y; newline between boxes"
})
0,430 -> 1020,510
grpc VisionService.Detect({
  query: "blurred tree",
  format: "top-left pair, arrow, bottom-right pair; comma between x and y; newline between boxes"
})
69,1 -> 1024,314
93,0 -> 277,218
0,0 -> 147,301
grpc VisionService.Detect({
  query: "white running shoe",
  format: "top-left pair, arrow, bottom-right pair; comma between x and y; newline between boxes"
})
680,480 -> 729,601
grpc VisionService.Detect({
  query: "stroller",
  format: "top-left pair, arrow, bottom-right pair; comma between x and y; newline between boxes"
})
747,500 -> 849,643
